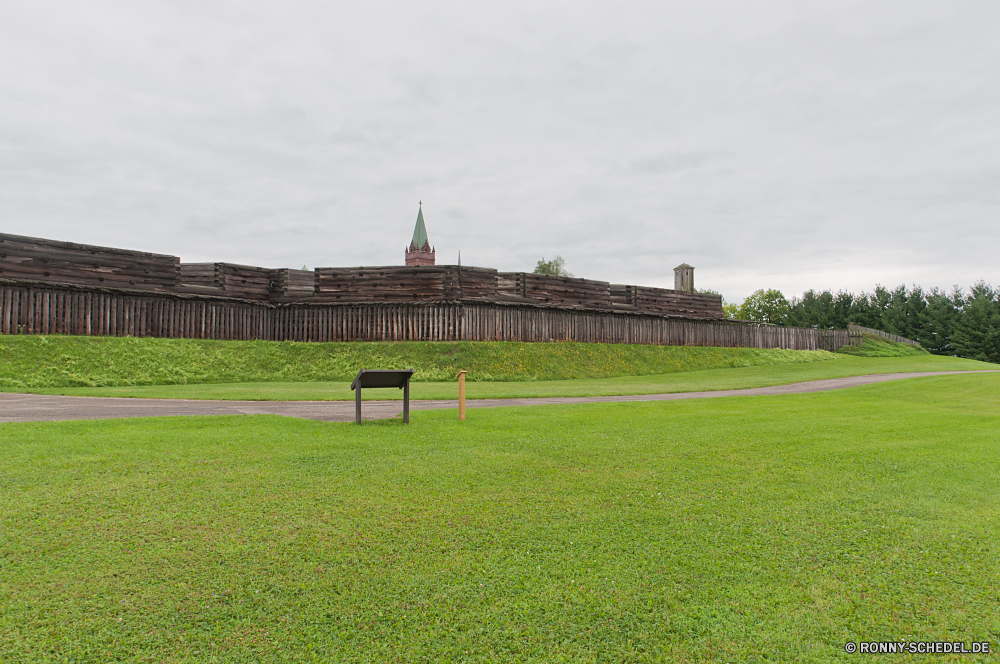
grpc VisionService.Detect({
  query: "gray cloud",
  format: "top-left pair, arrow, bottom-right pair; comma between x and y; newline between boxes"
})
1,0 -> 997,302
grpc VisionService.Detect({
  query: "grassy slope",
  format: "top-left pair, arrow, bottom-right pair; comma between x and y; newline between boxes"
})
2,374 -> 999,662
17,354 -> 995,401
3,333 -> 994,401
838,332 -> 930,358
0,335 -> 835,387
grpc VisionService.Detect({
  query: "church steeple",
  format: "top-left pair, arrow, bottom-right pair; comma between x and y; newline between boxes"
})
410,202 -> 430,252
405,202 -> 436,266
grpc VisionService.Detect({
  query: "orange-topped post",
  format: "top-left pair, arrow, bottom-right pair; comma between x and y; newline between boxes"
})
456,370 -> 468,420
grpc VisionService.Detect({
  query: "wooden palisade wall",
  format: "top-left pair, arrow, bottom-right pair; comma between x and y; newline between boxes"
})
1,281 -> 860,351
2,233 -> 725,317
0,232 -> 862,350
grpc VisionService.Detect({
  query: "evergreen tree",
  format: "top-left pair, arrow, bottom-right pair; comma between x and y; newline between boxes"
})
952,282 -> 1000,363
787,290 -> 832,328
847,291 -> 879,328
866,285 -> 894,329
743,280 -> 998,362
830,291 -> 855,329
919,287 -> 961,355
787,289 -> 858,329
881,285 -> 930,342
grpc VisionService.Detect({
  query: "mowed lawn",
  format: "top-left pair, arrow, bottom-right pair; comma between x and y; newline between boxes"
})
2,374 -> 999,662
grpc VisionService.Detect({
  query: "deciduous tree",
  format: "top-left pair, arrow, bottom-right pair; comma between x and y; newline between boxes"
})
738,289 -> 790,324
533,256 -> 573,277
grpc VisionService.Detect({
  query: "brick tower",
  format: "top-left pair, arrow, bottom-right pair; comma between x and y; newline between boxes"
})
405,202 -> 435,266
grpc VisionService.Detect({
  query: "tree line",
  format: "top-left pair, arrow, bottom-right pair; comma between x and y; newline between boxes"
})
725,283 -> 1000,363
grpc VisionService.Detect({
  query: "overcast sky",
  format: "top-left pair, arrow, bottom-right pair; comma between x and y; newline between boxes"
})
1,1 -> 997,302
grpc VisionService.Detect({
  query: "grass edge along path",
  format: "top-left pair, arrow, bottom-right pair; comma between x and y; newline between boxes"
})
2,373 -> 999,661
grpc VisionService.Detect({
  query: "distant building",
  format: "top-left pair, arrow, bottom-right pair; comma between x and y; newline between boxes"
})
674,263 -> 695,292
404,203 -> 435,266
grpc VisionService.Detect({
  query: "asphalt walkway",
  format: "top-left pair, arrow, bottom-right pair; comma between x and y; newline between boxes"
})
1,370 -> 995,424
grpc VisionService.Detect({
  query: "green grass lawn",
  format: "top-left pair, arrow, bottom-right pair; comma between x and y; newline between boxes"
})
2,373 -> 999,662
14,354 -> 995,401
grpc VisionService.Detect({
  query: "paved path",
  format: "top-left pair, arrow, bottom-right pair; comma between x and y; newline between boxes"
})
0,371 -> 995,424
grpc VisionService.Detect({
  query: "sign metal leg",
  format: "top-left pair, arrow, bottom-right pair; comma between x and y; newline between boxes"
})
355,387 -> 362,424
403,381 -> 410,424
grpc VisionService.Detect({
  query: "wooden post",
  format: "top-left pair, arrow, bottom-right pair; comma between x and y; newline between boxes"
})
456,370 -> 467,421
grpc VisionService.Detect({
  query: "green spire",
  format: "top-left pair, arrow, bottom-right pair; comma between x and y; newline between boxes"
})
410,202 -> 429,250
